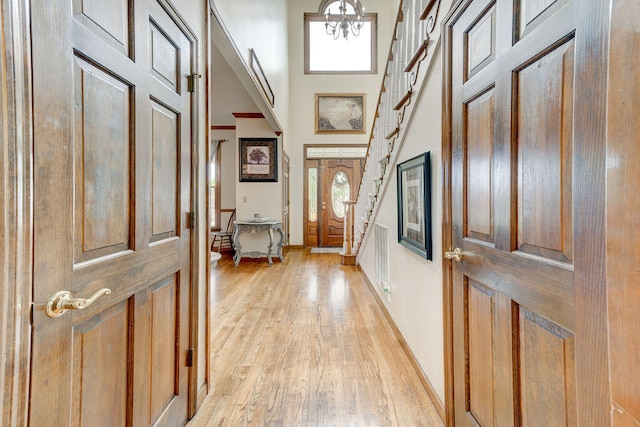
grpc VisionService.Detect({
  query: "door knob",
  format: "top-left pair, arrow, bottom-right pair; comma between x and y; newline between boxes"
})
444,248 -> 464,263
46,288 -> 111,318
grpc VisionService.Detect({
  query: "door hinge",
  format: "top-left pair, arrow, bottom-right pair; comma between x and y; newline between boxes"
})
187,73 -> 201,92
186,348 -> 194,367
189,211 -> 196,229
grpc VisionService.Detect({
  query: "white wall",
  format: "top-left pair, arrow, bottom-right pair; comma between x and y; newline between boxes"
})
358,48 -> 445,403
286,0 -> 400,246
235,118 -> 283,220
210,0 -> 291,134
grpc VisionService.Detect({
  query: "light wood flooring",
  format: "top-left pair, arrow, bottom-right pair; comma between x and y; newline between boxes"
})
188,249 -> 444,426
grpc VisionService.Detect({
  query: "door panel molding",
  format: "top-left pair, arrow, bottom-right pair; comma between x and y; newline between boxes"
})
515,39 -> 574,264
71,300 -> 130,425
72,0 -> 132,56
73,56 -> 134,263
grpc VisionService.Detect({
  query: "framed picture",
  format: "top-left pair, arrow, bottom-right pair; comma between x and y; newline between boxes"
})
397,152 -> 432,260
239,138 -> 278,182
250,49 -> 275,107
315,93 -> 366,134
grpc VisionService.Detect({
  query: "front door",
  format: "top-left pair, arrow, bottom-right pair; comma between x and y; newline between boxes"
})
320,159 -> 360,247
30,0 -> 195,425
445,0 -> 609,425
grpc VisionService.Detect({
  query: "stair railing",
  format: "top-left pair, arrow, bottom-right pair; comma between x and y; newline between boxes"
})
353,0 -> 444,260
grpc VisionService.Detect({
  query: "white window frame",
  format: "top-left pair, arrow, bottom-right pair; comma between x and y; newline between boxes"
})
304,0 -> 377,74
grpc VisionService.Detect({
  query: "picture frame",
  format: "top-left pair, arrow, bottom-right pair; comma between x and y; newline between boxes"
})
250,49 -> 275,107
239,138 -> 278,182
397,152 -> 432,260
315,93 -> 366,134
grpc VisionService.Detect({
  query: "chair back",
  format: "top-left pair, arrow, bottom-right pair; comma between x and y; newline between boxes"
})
225,209 -> 236,233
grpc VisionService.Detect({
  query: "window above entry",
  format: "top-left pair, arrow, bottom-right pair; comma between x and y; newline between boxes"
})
304,0 -> 377,74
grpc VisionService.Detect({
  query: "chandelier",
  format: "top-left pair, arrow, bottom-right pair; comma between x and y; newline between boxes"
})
324,0 -> 366,40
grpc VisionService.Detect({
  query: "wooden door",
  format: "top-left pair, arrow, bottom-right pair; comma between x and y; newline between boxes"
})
444,0 -> 610,425
320,159 -> 360,247
30,0 -> 195,425
283,151 -> 290,247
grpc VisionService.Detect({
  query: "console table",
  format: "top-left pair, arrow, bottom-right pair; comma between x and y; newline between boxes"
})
232,220 -> 284,267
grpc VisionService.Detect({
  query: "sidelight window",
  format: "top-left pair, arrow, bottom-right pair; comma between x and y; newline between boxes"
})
308,168 -> 318,222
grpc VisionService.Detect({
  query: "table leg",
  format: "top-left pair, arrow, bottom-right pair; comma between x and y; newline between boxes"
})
274,224 -> 285,261
267,227 -> 274,266
233,225 -> 241,267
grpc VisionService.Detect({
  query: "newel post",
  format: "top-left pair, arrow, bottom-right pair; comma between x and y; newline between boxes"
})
341,200 -> 357,265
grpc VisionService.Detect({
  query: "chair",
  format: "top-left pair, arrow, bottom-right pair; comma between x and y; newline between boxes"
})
211,209 -> 236,253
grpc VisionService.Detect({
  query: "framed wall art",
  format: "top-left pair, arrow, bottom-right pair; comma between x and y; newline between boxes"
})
239,138 -> 278,182
397,152 -> 432,260
315,93 -> 366,134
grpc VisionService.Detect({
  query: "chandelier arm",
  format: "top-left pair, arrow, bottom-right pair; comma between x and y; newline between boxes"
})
324,0 -> 366,40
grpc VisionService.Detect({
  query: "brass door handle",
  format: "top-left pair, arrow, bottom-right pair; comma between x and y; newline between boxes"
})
46,288 -> 111,318
444,248 -> 464,263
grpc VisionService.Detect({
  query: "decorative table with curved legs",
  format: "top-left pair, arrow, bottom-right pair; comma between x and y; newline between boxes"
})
232,220 -> 284,267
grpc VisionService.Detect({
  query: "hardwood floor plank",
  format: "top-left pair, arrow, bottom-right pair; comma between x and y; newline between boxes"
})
188,250 -> 444,426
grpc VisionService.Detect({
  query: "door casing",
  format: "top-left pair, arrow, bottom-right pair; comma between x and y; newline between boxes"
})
1,0 -> 33,424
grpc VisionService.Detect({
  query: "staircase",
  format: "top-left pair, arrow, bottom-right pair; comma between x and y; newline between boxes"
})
353,0 -> 445,261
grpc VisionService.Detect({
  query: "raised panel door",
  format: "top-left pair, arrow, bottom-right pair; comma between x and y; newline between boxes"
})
29,0 -> 195,425
445,0 -> 609,424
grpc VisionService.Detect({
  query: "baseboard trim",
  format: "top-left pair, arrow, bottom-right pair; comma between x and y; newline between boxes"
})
358,265 -> 446,423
